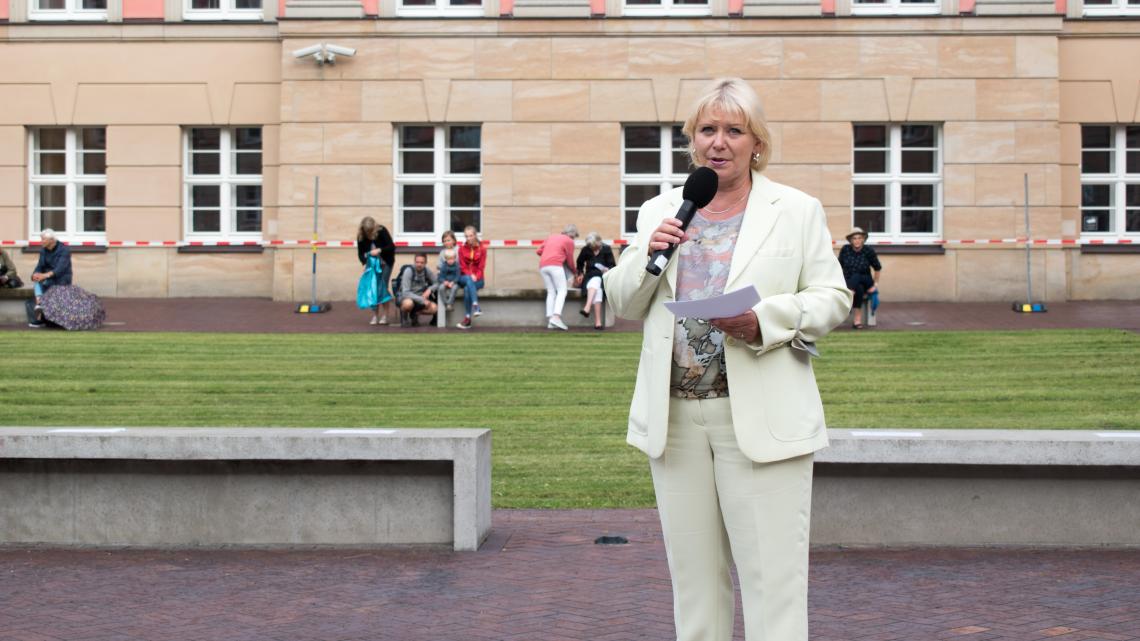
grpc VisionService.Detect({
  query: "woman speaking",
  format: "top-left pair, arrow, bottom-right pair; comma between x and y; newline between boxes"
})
604,78 -> 851,641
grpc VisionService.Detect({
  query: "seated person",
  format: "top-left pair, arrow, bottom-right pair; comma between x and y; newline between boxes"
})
398,253 -> 438,326
0,247 -> 23,288
437,248 -> 461,312
29,229 -> 72,325
838,227 -> 881,329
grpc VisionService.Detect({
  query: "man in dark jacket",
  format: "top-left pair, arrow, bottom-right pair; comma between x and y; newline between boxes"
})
29,228 -> 72,326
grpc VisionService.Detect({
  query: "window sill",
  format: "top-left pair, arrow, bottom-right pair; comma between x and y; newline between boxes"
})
868,244 -> 945,255
1079,242 -> 1140,254
178,245 -> 264,254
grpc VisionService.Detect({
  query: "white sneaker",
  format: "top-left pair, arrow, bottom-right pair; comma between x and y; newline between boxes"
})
377,316 -> 388,326
369,315 -> 378,325
472,305 -> 483,317
550,316 -> 568,331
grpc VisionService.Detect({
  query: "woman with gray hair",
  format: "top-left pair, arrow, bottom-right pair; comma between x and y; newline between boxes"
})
536,223 -> 579,330
604,78 -> 851,641
574,232 -> 615,330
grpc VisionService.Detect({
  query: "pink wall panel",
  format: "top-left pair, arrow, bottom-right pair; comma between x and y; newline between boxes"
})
590,0 -> 604,15
729,0 -> 743,13
122,0 -> 165,19
362,0 -> 379,15
1054,0 -> 1066,12
959,0 -> 975,12
499,0 -> 512,14
279,0 -> 288,17
820,0 -> 835,14
0,0 -> 8,20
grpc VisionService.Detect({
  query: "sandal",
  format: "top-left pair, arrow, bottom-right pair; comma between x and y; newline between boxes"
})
852,322 -> 863,330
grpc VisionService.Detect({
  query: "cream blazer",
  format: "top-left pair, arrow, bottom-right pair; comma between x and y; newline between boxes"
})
604,172 -> 853,464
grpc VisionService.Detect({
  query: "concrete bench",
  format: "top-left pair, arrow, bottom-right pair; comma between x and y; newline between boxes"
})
0,287 -> 33,324
0,427 -> 491,551
814,429 -> 1140,546
429,287 -> 615,329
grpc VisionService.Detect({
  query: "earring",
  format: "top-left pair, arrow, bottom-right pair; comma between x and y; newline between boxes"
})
752,152 -> 760,162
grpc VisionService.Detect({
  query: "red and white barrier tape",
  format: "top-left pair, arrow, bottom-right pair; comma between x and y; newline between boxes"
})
1,238 -> 1135,248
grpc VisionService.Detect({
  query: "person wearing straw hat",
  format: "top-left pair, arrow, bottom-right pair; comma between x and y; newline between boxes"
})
838,227 -> 881,329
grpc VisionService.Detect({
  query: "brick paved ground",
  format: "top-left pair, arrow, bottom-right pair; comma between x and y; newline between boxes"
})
1,510 -> 1137,641
3,297 -> 1138,333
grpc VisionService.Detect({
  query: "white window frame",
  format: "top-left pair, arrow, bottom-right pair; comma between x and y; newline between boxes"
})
850,0 -> 940,15
27,127 -> 107,242
27,0 -> 108,21
851,123 -> 943,242
393,124 -> 482,241
1079,125 -> 1140,240
621,124 -> 689,238
395,0 -> 484,17
622,0 -> 711,17
1082,0 -> 1140,17
183,0 -> 263,21
182,127 -> 264,241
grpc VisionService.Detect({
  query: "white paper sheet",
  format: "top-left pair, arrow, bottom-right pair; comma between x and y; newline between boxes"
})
664,286 -> 761,320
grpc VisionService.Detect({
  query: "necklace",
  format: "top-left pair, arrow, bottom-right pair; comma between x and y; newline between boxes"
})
701,190 -> 748,216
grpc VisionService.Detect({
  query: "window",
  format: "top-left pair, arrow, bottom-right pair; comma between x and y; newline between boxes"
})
396,0 -> 483,17
1080,125 -> 1140,238
183,0 -> 262,20
28,128 -> 107,240
28,0 -> 107,20
850,0 -> 940,15
183,127 -> 263,240
622,125 -> 690,236
394,125 -> 481,238
622,0 -> 710,16
1083,0 -> 1140,16
851,124 -> 942,241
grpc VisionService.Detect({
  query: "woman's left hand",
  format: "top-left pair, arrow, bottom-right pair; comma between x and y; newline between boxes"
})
711,311 -> 761,344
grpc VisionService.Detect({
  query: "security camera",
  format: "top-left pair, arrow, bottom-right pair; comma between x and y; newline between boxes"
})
292,44 -> 323,59
324,44 -> 356,58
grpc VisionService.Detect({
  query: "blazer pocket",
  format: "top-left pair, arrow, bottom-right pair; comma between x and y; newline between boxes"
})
755,247 -> 795,259
757,348 -> 825,442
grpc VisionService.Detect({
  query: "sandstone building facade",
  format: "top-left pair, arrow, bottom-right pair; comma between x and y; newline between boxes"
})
1,0 -> 1137,301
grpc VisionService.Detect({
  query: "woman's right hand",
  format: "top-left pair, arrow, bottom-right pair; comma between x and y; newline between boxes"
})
648,218 -> 689,255
370,248 -> 381,257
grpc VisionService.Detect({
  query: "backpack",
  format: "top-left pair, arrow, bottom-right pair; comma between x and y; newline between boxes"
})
390,264 -> 416,299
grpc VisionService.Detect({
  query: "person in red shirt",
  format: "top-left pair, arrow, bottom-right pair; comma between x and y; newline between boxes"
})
536,224 -> 579,330
456,225 -> 486,329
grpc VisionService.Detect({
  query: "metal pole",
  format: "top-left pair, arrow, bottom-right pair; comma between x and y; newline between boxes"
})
1024,173 -> 1032,306
311,176 -> 319,308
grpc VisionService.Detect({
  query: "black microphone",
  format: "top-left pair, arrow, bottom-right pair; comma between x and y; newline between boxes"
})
646,167 -> 718,276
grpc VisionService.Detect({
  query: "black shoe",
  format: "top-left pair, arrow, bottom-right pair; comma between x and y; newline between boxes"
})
579,309 -> 590,318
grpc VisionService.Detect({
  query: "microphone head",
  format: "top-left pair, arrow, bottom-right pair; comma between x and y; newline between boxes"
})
682,167 -> 719,209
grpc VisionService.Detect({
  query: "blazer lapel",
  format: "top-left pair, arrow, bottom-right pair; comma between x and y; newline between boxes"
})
727,172 -> 782,288
663,190 -> 684,295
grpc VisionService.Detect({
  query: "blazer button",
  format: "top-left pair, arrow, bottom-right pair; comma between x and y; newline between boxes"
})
725,337 -> 737,347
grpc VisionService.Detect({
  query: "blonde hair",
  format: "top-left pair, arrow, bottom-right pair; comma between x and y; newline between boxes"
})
682,78 -> 773,173
357,216 -> 378,243
443,248 -> 456,260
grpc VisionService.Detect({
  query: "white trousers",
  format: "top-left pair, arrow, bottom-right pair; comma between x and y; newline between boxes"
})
650,396 -> 814,641
540,265 -> 568,318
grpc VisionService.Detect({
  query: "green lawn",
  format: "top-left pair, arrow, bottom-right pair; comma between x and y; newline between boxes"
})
1,329 -> 1136,508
